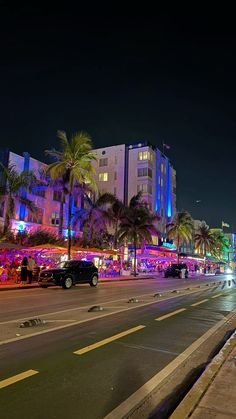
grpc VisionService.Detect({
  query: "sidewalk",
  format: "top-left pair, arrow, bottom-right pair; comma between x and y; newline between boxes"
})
171,331 -> 236,418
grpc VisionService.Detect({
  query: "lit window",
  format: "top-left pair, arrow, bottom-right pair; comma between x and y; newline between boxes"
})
99,173 -> 108,182
51,211 -> 60,226
161,178 -> 163,187
138,151 -> 152,161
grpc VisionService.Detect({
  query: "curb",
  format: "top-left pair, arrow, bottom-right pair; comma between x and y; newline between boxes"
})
169,330 -> 236,419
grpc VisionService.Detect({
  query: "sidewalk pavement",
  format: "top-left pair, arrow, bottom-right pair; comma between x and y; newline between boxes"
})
170,331 -> 236,419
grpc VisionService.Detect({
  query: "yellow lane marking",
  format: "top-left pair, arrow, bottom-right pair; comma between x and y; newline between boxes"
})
191,299 -> 209,307
74,325 -> 146,355
211,293 -> 222,299
155,308 -> 186,321
0,370 -> 39,389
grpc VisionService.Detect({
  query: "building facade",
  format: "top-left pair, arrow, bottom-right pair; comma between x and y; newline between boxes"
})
92,141 -> 176,236
0,150 -> 64,235
0,141 -> 176,237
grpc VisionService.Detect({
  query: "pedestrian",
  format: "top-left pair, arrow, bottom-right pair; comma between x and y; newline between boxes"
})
20,257 -> 28,283
27,255 -> 35,284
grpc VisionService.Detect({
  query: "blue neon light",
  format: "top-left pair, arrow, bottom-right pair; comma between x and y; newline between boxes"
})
166,163 -> 172,218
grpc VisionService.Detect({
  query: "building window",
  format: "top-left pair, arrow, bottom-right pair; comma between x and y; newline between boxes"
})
161,178 -> 164,187
99,158 -> 108,167
115,155 -> 118,164
137,184 -> 152,194
0,201 -> 4,217
138,151 -> 153,161
53,190 -> 62,201
114,187 -> 117,196
137,168 -> 152,178
51,211 -> 60,226
32,182 -> 45,198
114,171 -> 117,181
28,208 -> 43,224
99,172 -> 108,182
161,163 -> 164,173
102,150 -> 106,155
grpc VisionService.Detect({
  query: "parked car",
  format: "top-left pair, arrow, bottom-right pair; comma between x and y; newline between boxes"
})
38,260 -> 98,289
164,263 -> 188,278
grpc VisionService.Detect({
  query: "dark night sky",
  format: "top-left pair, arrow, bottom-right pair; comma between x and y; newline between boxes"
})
0,5 -> 236,229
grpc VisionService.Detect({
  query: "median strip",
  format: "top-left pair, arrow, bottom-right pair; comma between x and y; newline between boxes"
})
73,325 -> 146,355
0,370 -> 39,389
191,299 -> 209,307
155,308 -> 186,321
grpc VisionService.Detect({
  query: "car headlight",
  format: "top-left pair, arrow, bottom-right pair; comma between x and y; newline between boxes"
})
226,268 -> 233,274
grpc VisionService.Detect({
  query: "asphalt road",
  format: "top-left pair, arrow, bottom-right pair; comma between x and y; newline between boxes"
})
0,274 -> 236,419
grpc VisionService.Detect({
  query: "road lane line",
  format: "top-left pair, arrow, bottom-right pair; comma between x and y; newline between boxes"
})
104,308 -> 236,419
0,288 -> 219,346
191,299 -> 209,307
211,293 -> 222,299
155,308 -> 186,321
0,370 -> 39,389
74,325 -> 146,355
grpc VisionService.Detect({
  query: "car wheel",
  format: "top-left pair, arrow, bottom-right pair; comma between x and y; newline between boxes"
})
90,275 -> 98,287
62,276 -> 73,289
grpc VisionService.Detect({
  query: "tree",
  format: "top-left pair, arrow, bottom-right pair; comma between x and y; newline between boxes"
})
194,221 -> 215,259
0,164 -> 37,235
73,192 -> 115,246
167,210 -> 193,263
210,229 -> 229,261
45,130 -> 97,259
107,198 -> 126,249
118,193 -> 159,276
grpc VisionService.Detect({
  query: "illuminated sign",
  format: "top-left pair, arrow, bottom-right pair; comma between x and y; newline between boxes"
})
162,242 -> 176,249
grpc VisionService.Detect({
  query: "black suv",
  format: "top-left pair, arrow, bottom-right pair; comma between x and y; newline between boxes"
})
38,260 -> 98,289
164,263 -> 188,278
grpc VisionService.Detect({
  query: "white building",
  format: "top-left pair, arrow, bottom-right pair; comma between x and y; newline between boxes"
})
93,140 -> 176,235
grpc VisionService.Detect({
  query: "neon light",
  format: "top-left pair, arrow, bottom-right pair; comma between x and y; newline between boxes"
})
155,151 -> 159,211
166,163 -> 172,218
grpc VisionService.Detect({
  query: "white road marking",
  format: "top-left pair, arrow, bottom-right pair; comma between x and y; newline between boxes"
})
104,308 -> 236,419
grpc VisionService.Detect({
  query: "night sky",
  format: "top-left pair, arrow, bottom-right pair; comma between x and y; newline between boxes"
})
0,6 -> 236,230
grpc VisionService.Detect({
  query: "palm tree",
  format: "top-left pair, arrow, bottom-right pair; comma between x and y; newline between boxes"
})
0,164 -> 37,235
194,222 -> 215,258
210,229 -> 229,261
45,130 -> 97,259
167,210 -> 193,263
118,194 -> 159,276
73,192 -> 115,245
107,198 -> 126,249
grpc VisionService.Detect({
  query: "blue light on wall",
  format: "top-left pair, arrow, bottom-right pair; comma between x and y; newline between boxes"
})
166,163 -> 172,218
19,152 -> 30,221
155,150 -> 159,212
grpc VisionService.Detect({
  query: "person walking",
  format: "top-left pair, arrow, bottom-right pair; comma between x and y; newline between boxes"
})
20,257 -> 28,284
27,255 -> 35,284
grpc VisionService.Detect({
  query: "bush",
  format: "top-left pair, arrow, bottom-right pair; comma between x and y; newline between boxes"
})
27,229 -> 58,246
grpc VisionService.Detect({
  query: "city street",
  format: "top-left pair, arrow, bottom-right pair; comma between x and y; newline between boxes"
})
1,274 -> 236,418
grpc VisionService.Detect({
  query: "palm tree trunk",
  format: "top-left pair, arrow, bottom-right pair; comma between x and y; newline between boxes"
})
134,235 -> 137,277
114,219 -> 118,249
67,190 -> 72,260
3,195 -> 11,235
58,191 -> 64,239
177,233 -> 180,264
